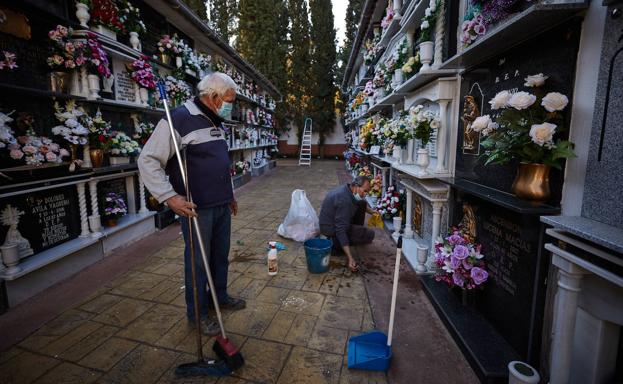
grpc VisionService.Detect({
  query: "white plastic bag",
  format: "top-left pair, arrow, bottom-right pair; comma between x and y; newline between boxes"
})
277,189 -> 319,242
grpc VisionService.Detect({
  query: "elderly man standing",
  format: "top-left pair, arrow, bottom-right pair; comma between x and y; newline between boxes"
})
138,72 -> 245,336
319,176 -> 377,272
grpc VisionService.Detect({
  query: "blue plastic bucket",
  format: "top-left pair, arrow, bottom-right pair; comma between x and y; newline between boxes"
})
303,238 -> 332,274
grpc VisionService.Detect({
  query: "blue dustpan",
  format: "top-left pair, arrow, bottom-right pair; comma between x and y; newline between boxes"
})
347,237 -> 403,372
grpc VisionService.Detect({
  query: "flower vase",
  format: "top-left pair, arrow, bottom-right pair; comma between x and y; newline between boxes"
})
70,144 -> 79,161
82,144 -> 92,168
392,216 -> 402,237
102,75 -> 114,93
109,156 -> 130,165
393,0 -> 402,13
511,163 -> 551,202
160,53 -> 171,65
393,69 -> 403,87
508,361 -> 540,384
415,147 -> 430,176
175,56 -> 183,68
75,2 -> 90,28
1,244 -> 21,276
50,72 -> 70,93
70,70 -> 81,96
415,244 -> 428,273
392,146 -> 402,161
139,87 -> 149,106
406,139 -> 415,164
87,74 -> 101,100
419,42 -> 434,72
90,148 -> 104,168
91,24 -> 116,40
104,217 -> 118,227
401,146 -> 409,164
80,67 -> 89,97
129,31 -> 141,51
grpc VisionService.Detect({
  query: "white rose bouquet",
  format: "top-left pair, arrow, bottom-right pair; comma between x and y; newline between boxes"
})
409,104 -> 440,148
109,131 -> 140,157
51,100 -> 89,145
480,73 -> 575,168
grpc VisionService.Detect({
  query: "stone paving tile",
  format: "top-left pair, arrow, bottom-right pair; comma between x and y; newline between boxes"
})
277,346 -> 343,384
18,309 -> 93,351
0,347 -> 23,365
93,297 -> 155,327
339,357 -> 388,384
116,304 -> 185,344
59,324 -> 120,362
156,353 -> 219,384
301,273 -> 324,292
262,310 -> 297,342
78,337 -> 138,371
33,362 -> 100,384
109,271 -> 169,298
268,266 -> 309,290
235,338 -> 291,384
39,320 -> 103,357
240,262 -> 272,280
317,295 -> 364,331
226,276 -> 253,297
79,293 -> 124,314
99,344 -> 178,384
225,301 -> 280,337
0,350 -> 59,384
280,291 -> 326,315
284,314 -> 317,346
307,324 -> 349,355
337,276 -> 368,301
256,286 -> 291,304
238,278 -> 269,299
319,274 -> 342,296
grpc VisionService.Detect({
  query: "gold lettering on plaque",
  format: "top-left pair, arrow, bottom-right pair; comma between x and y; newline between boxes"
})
0,8 -> 31,40
412,195 -> 423,236
458,203 -> 477,240
462,95 -> 480,155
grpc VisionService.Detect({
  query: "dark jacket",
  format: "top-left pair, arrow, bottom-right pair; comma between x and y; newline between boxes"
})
319,184 -> 357,246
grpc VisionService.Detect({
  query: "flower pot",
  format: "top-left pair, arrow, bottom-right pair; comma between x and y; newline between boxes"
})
75,2 -> 90,27
393,216 -> 402,237
129,31 -> 141,51
90,148 -> 104,168
511,163 -> 551,202
415,147 -> 430,176
104,218 -> 118,227
160,53 -> 171,65
1,244 -> 21,276
415,244 -> 428,273
70,143 -> 79,161
82,143 -> 92,168
91,24 -> 116,40
109,156 -> 130,165
87,74 -> 101,100
50,71 -> 70,93
175,56 -> 183,68
419,41 -> 434,72
139,87 -> 149,106
393,69 -> 404,86
508,361 -> 540,384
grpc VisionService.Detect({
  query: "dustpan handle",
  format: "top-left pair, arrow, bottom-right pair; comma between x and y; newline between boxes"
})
387,236 -> 402,346
158,82 -> 228,340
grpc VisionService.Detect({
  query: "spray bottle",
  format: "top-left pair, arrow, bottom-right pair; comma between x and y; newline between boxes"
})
267,241 -> 278,276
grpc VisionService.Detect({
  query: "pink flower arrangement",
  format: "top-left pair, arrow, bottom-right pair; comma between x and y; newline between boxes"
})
375,185 -> 403,218
128,56 -> 157,89
434,229 -> 488,290
46,25 -> 87,71
364,80 -> 374,97
0,51 -> 18,70
157,35 -> 182,56
85,34 -> 112,78
6,130 -> 68,166
381,8 -> 394,29
461,13 -> 487,47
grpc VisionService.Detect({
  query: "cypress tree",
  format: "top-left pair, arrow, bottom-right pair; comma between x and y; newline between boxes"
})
209,0 -> 236,41
337,0 -> 363,82
185,0 -> 208,19
287,0 -> 312,142
309,0 -> 337,157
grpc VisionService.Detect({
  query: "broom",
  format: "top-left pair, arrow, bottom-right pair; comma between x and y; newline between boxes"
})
157,82 -> 245,373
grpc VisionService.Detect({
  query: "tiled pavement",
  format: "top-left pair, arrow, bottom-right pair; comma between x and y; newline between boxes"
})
0,160 -> 389,384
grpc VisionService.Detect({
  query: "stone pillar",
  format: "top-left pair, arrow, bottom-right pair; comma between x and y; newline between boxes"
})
77,182 -> 90,237
406,31 -> 415,56
381,168 -> 388,192
435,100 -> 449,173
433,0 -> 445,68
138,175 -> 149,214
406,138 -> 415,164
88,180 -> 102,237
430,201 -> 443,257
549,261 -> 585,384
403,188 -> 414,239
125,175 -> 137,214
393,0 -> 402,14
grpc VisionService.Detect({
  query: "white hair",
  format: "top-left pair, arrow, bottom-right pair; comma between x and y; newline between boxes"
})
197,72 -> 238,97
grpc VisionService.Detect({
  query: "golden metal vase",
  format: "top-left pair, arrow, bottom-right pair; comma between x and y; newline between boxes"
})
90,148 -> 104,168
511,163 -> 551,202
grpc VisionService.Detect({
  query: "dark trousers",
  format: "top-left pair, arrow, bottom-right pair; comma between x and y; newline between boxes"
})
330,201 -> 375,251
180,203 -> 231,320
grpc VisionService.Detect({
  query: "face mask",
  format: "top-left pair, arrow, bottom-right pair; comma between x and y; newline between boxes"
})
353,192 -> 362,201
218,101 -> 233,119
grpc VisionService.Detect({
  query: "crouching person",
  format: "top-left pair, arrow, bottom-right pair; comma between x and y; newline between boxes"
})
319,176 -> 376,272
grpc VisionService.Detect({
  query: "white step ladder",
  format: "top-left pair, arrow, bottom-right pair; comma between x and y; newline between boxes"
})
299,118 -> 312,166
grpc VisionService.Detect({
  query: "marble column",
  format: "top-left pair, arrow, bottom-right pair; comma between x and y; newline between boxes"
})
125,175 -> 137,214
381,168 -> 388,192
138,175 -> 149,214
393,0 -> 402,14
430,201 -> 443,257
88,180 -> 103,237
406,31 -> 415,56
549,261 -> 585,384
406,138 -> 415,164
435,100 -> 449,174
433,0 -> 445,68
403,188 -> 414,239
77,182 -> 90,237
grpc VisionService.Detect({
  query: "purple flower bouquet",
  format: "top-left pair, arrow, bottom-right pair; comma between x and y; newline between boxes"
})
434,228 -> 488,290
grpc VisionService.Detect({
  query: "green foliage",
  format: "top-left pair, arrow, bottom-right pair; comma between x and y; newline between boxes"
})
184,0 -> 207,19
337,0 -> 363,82
209,0 -> 237,41
309,0 -> 337,153
287,0 -> 312,140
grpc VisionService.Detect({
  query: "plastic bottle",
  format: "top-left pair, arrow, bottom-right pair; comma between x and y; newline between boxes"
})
267,241 -> 278,276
